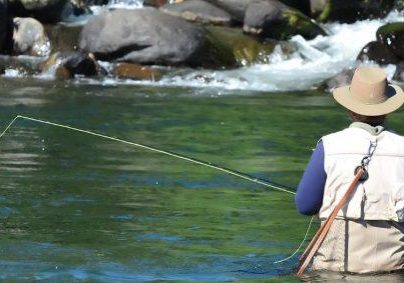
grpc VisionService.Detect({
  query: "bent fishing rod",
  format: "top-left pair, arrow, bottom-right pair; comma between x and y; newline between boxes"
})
0,115 -> 296,195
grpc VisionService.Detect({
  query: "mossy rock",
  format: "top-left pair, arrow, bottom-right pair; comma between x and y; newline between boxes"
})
243,1 -> 326,40
396,0 -> 404,11
281,9 -> 326,40
376,22 -> 404,59
311,0 -> 395,23
204,26 -> 277,67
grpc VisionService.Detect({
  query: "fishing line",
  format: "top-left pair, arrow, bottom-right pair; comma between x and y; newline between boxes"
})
0,115 -> 295,195
0,115 -> 311,263
273,216 -> 315,264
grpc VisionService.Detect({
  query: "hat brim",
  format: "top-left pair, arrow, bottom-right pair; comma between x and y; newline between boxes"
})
333,84 -> 404,116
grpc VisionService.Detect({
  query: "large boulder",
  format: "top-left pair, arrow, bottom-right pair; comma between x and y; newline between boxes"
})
8,0 -> 69,23
243,0 -> 326,40
160,0 -> 232,26
79,8 -> 208,66
13,17 -> 50,56
376,23 -> 404,59
310,0 -> 395,23
357,41 -> 400,65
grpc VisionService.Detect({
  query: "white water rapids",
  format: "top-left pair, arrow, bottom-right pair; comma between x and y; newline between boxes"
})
5,0 -> 404,92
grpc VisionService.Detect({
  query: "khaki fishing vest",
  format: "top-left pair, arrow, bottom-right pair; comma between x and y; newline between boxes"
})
319,127 -> 404,221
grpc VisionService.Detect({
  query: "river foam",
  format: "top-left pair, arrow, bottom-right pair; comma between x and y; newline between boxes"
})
78,4 -> 404,92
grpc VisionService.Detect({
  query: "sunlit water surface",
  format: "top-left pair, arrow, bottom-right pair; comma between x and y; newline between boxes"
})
0,78 -> 404,281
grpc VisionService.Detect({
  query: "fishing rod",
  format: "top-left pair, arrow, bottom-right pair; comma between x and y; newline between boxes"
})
0,115 -> 296,195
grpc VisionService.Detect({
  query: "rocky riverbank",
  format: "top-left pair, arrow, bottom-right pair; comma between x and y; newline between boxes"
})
0,0 -> 403,87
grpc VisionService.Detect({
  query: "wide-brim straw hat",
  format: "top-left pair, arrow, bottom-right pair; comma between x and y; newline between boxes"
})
333,67 -> 404,116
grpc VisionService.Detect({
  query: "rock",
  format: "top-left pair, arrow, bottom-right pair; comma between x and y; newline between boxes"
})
40,52 -> 104,78
64,0 -> 92,17
376,23 -> 404,59
243,0 -> 326,40
160,0 -> 232,26
310,0 -> 395,23
322,68 -> 354,91
0,0 -> 8,53
144,0 -> 186,7
13,17 -> 50,57
357,41 -> 400,65
113,63 -> 162,80
45,24 -> 81,53
204,26 -> 277,67
279,0 -> 310,15
393,61 -> 404,82
205,0 -> 253,22
79,8 -> 207,66
144,0 -> 170,7
395,0 -> 404,11
8,0 -> 69,23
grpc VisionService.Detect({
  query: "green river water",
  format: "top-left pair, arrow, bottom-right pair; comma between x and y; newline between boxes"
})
1,77 -> 404,282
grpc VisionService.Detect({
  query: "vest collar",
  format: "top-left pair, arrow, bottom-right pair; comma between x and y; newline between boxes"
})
349,122 -> 384,136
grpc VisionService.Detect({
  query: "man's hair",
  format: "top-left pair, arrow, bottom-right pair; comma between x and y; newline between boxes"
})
348,111 -> 386,126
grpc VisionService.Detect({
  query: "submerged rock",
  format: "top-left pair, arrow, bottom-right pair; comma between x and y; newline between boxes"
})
376,22 -> 404,59
357,41 -> 400,65
8,0 -> 69,23
160,0 -> 232,26
79,8 -> 207,66
310,0 -> 395,23
40,52 -> 104,78
113,63 -> 162,80
243,0 -> 326,40
13,17 -> 50,57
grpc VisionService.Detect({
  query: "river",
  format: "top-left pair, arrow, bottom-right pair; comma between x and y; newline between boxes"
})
0,78 -> 404,281
1,0 -> 404,281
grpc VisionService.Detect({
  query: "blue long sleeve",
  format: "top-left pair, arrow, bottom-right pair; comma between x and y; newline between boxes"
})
295,141 -> 326,215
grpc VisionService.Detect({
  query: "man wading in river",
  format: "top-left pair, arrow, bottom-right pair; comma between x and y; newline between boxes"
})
295,66 -> 404,273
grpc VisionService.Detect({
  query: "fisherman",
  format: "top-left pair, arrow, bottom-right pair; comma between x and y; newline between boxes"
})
295,66 -> 404,273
